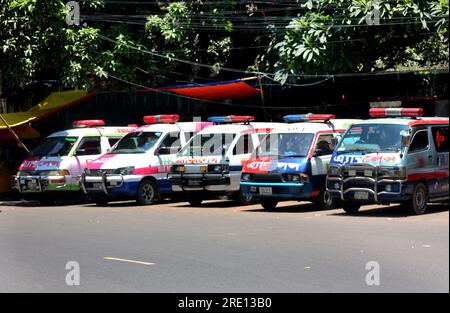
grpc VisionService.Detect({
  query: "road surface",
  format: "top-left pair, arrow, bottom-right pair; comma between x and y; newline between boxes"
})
0,199 -> 448,292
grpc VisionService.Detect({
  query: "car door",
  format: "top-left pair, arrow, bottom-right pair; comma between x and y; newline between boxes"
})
311,133 -> 335,179
73,136 -> 102,181
430,125 -> 449,199
406,128 -> 434,193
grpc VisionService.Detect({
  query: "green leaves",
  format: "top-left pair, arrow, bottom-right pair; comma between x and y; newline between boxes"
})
261,0 -> 448,84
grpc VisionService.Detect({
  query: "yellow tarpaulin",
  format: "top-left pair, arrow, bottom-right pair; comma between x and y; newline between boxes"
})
0,90 -> 93,130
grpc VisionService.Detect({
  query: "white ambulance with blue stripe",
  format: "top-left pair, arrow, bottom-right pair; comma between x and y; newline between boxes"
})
326,108 -> 449,215
240,114 -> 360,210
169,116 -> 283,206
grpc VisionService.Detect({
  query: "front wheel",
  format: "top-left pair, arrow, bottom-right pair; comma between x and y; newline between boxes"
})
315,190 -> 334,210
342,202 -> 361,214
405,182 -> 428,215
235,191 -> 255,206
136,179 -> 159,205
260,199 -> 278,210
188,198 -> 203,206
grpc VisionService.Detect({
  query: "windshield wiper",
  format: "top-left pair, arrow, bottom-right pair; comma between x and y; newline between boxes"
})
280,154 -> 307,158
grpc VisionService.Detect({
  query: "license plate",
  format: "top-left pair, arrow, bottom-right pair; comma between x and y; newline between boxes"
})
259,187 -> 273,196
188,180 -> 201,186
93,183 -> 103,189
354,191 -> 369,200
348,170 -> 356,176
31,179 -> 37,184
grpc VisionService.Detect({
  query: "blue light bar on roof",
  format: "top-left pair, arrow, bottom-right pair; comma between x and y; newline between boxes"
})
283,113 -> 335,123
207,115 -> 255,124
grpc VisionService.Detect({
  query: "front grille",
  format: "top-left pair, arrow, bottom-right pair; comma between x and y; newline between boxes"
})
87,169 -> 116,175
343,180 -> 374,190
251,173 -> 283,182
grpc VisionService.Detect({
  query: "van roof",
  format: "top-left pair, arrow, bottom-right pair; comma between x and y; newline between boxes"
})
48,126 -> 135,138
197,122 -> 284,135
271,119 -> 361,133
352,117 -> 449,127
132,122 -> 211,133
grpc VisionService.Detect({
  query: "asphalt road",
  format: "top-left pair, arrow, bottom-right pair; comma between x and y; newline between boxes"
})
0,199 -> 448,293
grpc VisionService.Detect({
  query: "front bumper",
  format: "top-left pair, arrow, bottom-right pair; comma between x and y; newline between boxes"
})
240,181 -> 313,199
15,175 -> 78,193
326,164 -> 410,203
169,173 -> 233,192
81,174 -> 140,196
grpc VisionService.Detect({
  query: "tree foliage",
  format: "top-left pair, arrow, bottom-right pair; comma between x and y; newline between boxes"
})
259,0 -> 449,84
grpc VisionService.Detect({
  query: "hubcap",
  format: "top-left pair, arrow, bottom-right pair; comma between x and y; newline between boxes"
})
415,188 -> 425,209
323,191 -> 332,206
141,184 -> 154,202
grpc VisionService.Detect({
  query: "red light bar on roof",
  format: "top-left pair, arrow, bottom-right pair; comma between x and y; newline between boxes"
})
143,114 -> 180,124
369,108 -> 424,118
73,120 -> 106,128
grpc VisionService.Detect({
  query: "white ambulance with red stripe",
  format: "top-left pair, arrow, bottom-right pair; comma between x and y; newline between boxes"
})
81,115 -> 212,205
15,120 -> 135,202
326,108 -> 449,215
168,115 -> 283,206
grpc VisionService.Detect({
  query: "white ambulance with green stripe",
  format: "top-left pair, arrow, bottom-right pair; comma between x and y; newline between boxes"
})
15,120 -> 135,202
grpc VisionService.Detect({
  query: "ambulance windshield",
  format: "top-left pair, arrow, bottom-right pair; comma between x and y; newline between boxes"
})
29,137 -> 78,157
110,131 -> 162,154
336,124 -> 409,154
255,133 -> 314,158
180,133 -> 236,156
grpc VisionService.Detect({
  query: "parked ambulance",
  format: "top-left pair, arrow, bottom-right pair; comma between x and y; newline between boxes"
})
326,108 -> 449,215
15,120 -> 134,201
168,116 -> 283,206
81,115 -> 212,205
240,114 -> 360,210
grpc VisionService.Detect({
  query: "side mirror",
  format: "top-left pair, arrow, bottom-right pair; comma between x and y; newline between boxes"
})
156,146 -> 180,155
76,148 -> 87,156
401,132 -> 410,149
314,148 -> 324,157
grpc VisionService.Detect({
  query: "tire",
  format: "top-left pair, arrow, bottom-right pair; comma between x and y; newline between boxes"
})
406,182 -> 428,215
315,190 -> 334,210
188,198 -> 203,206
136,179 -> 159,205
93,196 -> 109,206
342,202 -> 361,214
260,199 -> 278,210
235,191 -> 255,206
39,199 -> 55,206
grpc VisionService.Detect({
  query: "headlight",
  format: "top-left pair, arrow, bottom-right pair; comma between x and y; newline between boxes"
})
116,166 -> 135,175
45,170 -> 70,176
208,164 -> 229,173
172,165 -> 185,173
282,173 -> 309,183
379,166 -> 406,179
241,173 -> 253,181
327,166 -> 341,177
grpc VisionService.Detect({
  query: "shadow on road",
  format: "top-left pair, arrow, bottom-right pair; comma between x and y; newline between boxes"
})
243,201 -> 335,214
330,203 -> 449,218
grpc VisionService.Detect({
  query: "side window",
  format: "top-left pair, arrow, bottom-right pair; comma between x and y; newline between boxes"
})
431,126 -> 449,153
408,130 -> 429,153
184,132 -> 195,143
76,137 -> 101,156
233,134 -> 254,155
314,134 -> 334,156
108,137 -> 121,148
158,132 -> 181,155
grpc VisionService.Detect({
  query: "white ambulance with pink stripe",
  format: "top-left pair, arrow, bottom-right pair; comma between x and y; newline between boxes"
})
81,115 -> 212,205
327,108 -> 449,215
